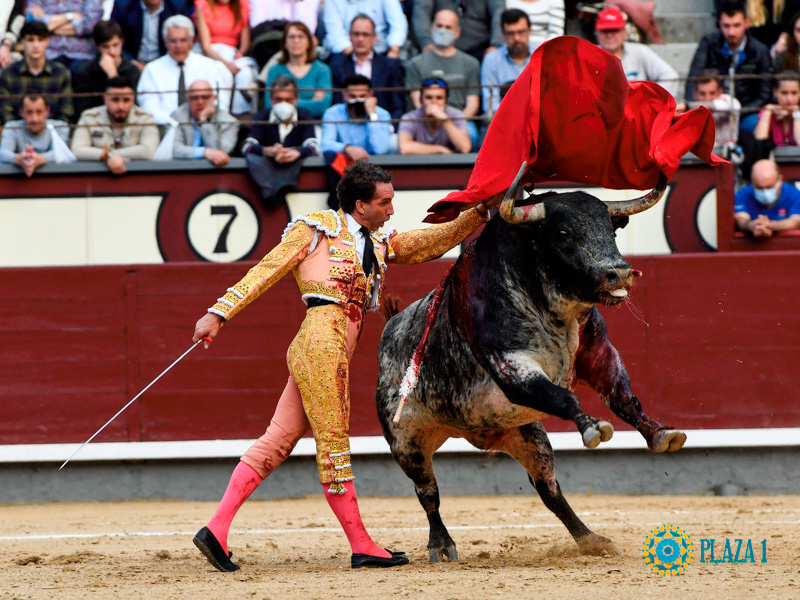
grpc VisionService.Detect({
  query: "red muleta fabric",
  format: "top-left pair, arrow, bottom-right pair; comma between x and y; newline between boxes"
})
424,36 -> 727,224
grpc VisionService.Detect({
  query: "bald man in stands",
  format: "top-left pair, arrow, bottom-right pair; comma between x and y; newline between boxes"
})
735,159 -> 800,238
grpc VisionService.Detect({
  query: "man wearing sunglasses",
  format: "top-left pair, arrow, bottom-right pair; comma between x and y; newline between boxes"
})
398,78 -> 471,154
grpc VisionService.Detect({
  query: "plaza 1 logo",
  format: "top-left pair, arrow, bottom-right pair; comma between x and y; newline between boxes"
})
643,525 -> 768,576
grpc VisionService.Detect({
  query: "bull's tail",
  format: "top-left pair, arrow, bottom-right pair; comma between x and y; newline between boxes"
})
393,263 -> 455,424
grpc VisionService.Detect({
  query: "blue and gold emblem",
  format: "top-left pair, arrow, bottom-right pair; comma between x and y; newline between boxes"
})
642,524 -> 694,576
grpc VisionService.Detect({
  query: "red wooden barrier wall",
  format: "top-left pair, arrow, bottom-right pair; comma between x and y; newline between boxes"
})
1,250 -> 797,446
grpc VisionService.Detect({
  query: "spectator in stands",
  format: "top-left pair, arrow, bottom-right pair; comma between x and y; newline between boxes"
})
0,94 -> 71,176
250,0 -> 320,34
71,76 -> 159,174
242,75 -> 319,207
195,0 -> 258,114
323,0 -> 406,58
329,14 -> 405,121
0,22 -> 74,124
754,71 -> 800,146
25,0 -> 103,72
111,0 -> 193,66
676,71 -> 741,152
774,11 -> 800,71
481,8 -> 536,118
171,79 -> 239,165
686,1 -> 773,133
321,74 -> 391,159
137,15 -> 232,124
265,21 -> 332,119
0,0 -> 25,70
398,78 -> 471,154
735,158 -> 800,237
504,0 -> 564,45
406,9 -> 481,144
595,7 -> 679,98
735,0 -> 800,52
73,20 -> 140,118
413,0 -> 504,61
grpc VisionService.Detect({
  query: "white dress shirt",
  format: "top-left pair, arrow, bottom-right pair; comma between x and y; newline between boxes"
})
137,52 -> 233,124
352,52 -> 373,80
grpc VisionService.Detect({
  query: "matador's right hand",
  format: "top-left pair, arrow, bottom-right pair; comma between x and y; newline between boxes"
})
193,313 -> 223,349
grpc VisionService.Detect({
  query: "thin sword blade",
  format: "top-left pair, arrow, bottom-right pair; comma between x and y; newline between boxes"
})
59,339 -> 203,470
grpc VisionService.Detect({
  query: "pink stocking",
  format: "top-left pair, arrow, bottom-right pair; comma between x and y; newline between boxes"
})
324,481 -> 391,557
206,461 -> 262,554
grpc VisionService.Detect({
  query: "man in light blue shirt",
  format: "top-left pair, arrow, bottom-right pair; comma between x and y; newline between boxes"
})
321,74 -> 392,158
481,9 -> 538,117
323,0 -> 407,58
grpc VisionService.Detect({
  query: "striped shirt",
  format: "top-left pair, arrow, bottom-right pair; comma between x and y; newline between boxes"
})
505,0 -> 565,45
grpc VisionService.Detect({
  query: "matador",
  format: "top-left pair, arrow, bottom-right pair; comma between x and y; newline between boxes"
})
192,161 -> 499,570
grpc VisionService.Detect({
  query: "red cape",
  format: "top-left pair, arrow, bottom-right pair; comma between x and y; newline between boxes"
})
424,36 -> 726,223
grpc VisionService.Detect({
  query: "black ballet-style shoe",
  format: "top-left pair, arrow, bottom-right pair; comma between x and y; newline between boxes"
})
351,550 -> 410,569
193,526 -> 241,572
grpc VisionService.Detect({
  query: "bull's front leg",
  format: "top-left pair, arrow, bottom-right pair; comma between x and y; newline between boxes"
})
477,347 -> 613,449
574,307 -> 686,452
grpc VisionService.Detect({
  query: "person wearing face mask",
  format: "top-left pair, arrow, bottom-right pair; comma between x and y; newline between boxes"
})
405,9 -> 481,144
242,75 -> 319,207
735,158 -> 800,238
321,73 -> 392,160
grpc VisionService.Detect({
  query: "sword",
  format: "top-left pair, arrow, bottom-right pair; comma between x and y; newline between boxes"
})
58,337 -> 212,470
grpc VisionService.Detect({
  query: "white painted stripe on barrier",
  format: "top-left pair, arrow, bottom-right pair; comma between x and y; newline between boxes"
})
1,428 -> 798,464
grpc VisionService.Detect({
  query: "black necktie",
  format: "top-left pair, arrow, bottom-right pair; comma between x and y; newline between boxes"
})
359,226 -> 374,278
177,61 -> 186,106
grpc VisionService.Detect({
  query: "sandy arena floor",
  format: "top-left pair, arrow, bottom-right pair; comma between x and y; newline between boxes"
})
1,494 -> 798,599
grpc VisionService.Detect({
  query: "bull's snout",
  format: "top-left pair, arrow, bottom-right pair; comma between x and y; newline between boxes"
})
603,265 -> 632,288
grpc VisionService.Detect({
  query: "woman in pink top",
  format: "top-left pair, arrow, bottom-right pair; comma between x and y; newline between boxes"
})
196,0 -> 258,113
754,72 -> 800,147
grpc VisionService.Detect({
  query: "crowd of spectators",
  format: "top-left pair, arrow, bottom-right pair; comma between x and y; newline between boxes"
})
1,0 -> 800,233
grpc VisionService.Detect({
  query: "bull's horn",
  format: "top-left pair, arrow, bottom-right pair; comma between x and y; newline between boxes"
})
604,174 -> 669,217
498,161 -> 546,224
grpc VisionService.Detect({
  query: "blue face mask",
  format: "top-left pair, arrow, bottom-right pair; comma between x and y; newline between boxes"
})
754,183 -> 779,206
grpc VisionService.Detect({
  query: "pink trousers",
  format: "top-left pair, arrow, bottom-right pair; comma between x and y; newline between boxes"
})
240,303 -> 363,485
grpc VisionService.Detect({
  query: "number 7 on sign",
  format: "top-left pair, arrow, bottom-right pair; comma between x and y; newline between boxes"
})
211,205 -> 238,253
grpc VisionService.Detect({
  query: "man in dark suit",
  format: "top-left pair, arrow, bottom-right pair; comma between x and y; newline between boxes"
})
685,0 -> 772,134
110,0 -> 192,65
329,14 -> 405,121
242,75 -> 320,208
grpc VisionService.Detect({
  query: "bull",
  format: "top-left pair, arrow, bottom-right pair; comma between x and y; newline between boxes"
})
376,164 -> 686,560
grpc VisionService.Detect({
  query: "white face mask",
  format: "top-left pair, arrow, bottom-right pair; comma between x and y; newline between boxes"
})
272,101 -> 295,122
753,181 -> 780,206
431,27 -> 457,48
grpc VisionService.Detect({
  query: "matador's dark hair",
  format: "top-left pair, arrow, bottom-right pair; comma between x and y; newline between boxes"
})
337,160 -> 392,213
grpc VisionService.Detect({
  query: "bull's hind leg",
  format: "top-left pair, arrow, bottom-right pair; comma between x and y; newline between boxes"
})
575,308 -> 686,452
388,428 -> 459,562
477,423 -> 618,556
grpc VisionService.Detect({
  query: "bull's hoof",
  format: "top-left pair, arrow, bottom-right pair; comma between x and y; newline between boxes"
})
650,429 -> 687,453
576,532 -> 620,556
582,421 -> 614,449
429,545 -> 458,562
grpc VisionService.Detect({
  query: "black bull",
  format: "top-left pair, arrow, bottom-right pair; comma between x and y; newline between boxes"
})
376,186 -> 686,561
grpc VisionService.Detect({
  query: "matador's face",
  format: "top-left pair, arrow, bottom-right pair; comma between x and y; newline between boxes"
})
357,182 -> 395,232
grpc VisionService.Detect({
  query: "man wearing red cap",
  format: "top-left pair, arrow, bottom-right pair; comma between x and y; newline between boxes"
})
595,6 -> 679,98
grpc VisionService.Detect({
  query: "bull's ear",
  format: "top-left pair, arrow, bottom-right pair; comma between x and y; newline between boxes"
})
611,216 -> 629,231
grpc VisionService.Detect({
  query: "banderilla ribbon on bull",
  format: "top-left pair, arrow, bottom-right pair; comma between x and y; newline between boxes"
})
393,264 -> 455,423
58,336 -> 214,470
